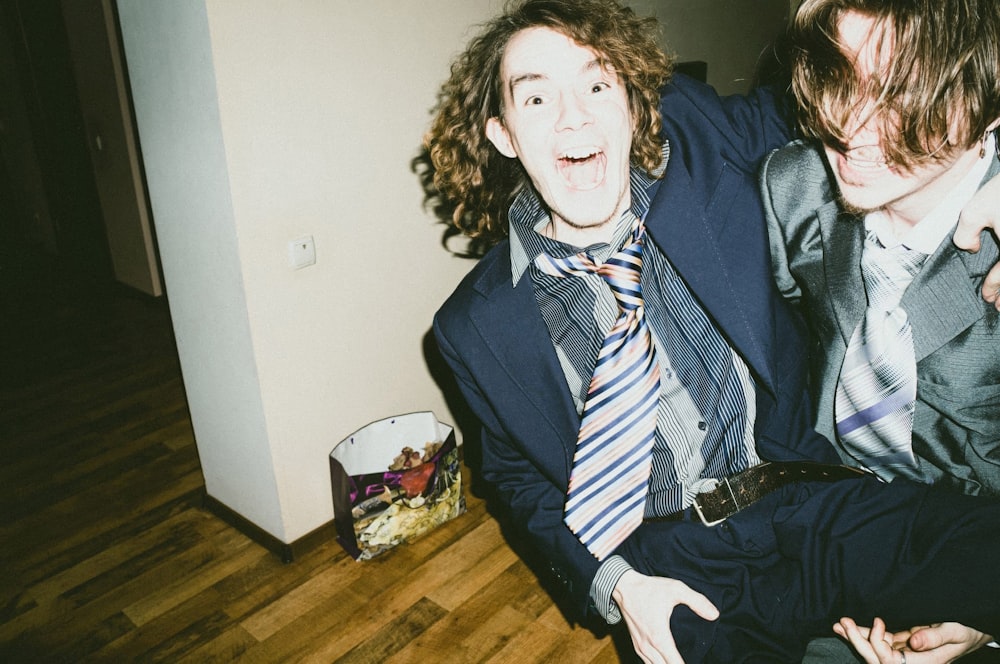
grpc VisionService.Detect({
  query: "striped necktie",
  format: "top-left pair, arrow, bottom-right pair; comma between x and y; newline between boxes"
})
835,230 -> 928,479
534,220 -> 660,561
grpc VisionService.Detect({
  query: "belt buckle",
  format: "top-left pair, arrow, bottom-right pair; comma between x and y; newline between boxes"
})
692,477 -> 738,527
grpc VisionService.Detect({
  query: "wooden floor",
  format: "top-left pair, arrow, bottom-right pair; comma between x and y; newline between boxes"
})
0,275 -> 632,662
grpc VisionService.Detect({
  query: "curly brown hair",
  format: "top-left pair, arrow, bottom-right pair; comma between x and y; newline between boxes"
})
425,0 -> 674,246
790,0 -> 1000,169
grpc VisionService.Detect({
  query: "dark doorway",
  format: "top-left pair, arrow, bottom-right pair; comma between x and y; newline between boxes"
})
1,0 -> 117,386
1,0 -> 113,282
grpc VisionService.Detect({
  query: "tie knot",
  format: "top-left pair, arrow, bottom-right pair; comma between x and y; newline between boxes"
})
534,223 -> 647,312
861,232 -> 927,312
599,240 -> 644,311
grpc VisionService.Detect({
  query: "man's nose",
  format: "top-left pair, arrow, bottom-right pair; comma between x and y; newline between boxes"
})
555,93 -> 593,131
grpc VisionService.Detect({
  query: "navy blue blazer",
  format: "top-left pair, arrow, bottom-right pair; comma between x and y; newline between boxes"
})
433,75 -> 840,620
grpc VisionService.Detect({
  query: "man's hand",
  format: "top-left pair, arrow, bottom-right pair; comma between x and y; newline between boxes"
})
834,616 -> 992,663
955,173 -> 1000,310
612,570 -> 719,664
834,617 -> 906,664
907,622 -> 992,662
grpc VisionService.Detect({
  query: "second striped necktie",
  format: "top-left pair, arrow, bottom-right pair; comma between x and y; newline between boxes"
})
835,230 -> 928,479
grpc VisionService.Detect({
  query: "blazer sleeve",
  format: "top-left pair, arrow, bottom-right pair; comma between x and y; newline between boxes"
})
432,312 -> 602,622
660,74 -> 797,176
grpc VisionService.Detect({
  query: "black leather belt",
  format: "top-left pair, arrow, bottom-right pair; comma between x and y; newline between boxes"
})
646,462 -> 868,527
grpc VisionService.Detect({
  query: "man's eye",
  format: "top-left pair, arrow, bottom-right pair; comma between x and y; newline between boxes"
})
591,82 -> 609,93
526,96 -> 544,105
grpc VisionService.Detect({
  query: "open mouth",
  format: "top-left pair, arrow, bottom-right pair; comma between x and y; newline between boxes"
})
836,145 -> 892,186
557,149 -> 606,190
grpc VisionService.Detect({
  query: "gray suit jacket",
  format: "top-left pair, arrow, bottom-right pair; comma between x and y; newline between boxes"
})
762,140 -> 1000,496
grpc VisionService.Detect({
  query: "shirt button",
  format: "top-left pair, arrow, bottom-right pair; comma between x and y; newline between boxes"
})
663,369 -> 674,380
698,421 -> 707,431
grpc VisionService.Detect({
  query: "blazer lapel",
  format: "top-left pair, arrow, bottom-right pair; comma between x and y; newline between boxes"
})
466,260 -> 579,475
829,156 -> 1000,362
903,224 -> 999,362
644,160 -> 777,394
898,157 -> 1000,361
819,201 -> 867,345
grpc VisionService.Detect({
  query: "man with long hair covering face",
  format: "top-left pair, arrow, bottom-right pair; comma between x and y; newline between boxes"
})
763,0 -> 1000,661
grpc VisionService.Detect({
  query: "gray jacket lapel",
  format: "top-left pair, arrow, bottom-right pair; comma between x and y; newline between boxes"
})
819,200 -> 866,345
834,156 -> 1000,362
902,157 -> 1000,360
902,240 -> 994,361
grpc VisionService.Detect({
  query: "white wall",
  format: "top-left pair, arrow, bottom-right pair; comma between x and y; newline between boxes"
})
117,0 -> 788,544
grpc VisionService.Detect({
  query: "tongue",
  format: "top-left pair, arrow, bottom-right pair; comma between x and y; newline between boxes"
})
560,155 -> 602,189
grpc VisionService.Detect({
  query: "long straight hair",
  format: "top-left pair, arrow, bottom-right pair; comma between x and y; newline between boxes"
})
791,0 -> 1000,168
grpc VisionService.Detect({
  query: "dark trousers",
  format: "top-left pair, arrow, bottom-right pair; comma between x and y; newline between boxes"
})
619,476 -> 1000,663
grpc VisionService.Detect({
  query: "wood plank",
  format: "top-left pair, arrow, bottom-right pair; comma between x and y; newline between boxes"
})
122,533 -> 266,626
0,498 -> 215,642
424,538 -> 518,611
215,538 -> 346,620
327,596 -> 448,664
2,449 -> 205,577
482,605 -> 625,664
90,588 -> 233,661
3,507 -> 211,613
174,623 -> 260,664
9,520 -> 249,655
239,551 -> 370,641
385,603 -> 530,664
236,585 -> 372,663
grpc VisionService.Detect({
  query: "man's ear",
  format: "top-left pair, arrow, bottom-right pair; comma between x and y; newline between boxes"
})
486,117 -> 517,158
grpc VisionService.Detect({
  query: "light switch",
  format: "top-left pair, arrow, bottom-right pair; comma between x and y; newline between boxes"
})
289,235 -> 316,269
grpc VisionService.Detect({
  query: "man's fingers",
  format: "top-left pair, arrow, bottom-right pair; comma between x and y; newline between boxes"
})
982,265 -> 1000,307
835,617 -> 912,664
657,635 -> 685,664
837,617 -> 875,640
908,623 -> 948,651
954,171 -> 1000,304
679,587 -> 720,622
615,574 -> 711,664
953,218 -> 984,252
954,217 -> 1000,308
837,618 -> 883,664
955,169 -> 1000,251
869,617 -> 888,645
907,622 -> 992,654
629,617 -> 684,664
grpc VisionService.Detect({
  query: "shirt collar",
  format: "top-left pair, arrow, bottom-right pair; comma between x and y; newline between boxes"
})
508,141 -> 670,285
866,132 -> 996,254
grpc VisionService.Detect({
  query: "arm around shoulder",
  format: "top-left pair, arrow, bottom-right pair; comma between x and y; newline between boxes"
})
660,74 -> 796,173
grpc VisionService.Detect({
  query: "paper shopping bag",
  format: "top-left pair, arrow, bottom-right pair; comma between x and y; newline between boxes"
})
329,412 -> 465,560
